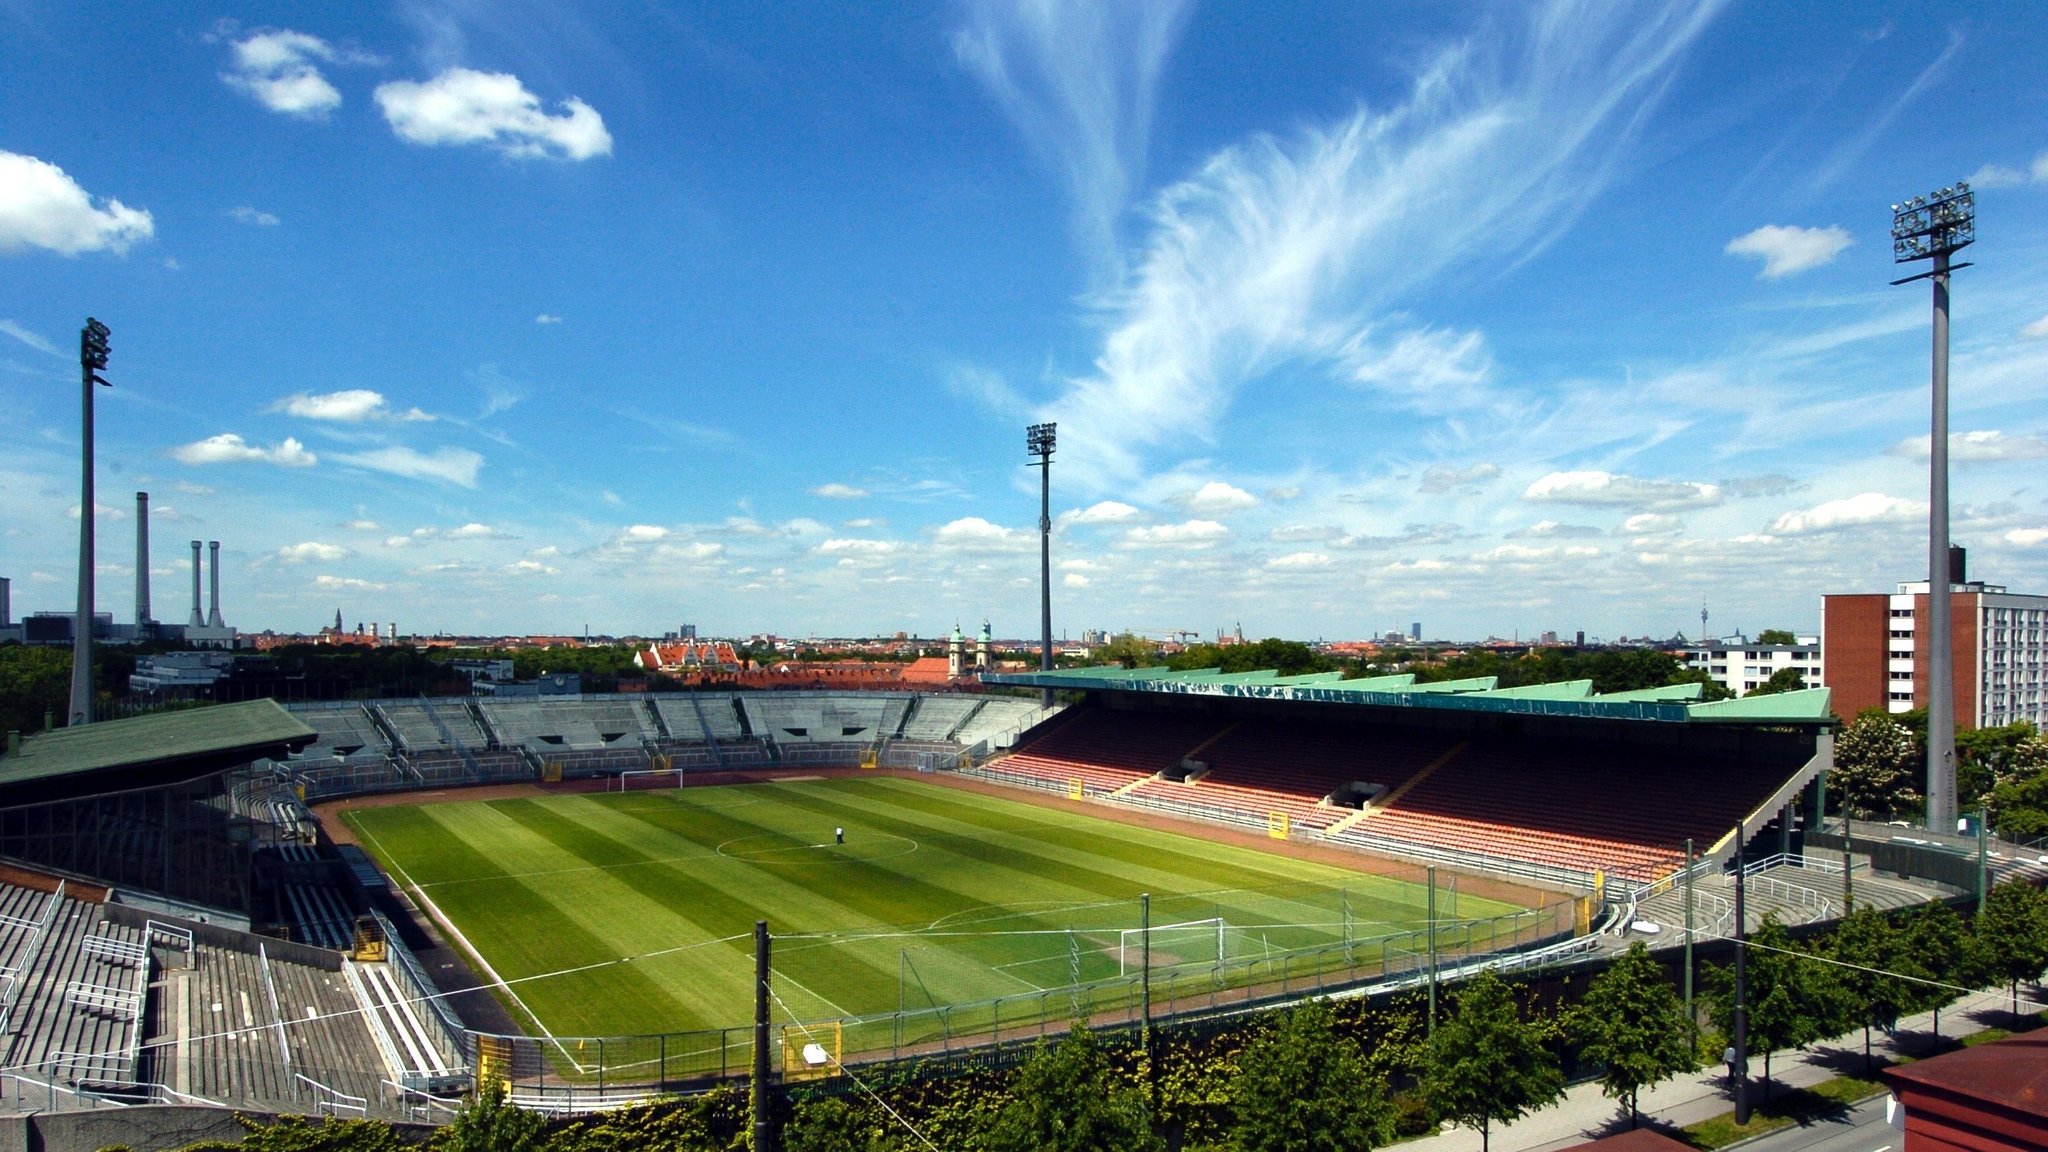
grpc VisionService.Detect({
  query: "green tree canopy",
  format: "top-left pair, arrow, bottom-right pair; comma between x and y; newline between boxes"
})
1745,667 -> 1810,697
1166,638 -> 1333,677
1421,971 -> 1564,1152
1831,709 -> 1923,820
1755,629 -> 1799,646
1975,879 -> 2048,1016
1704,915 -> 1843,1095
434,1079 -> 546,1152
1989,770 -> 2048,840
982,1025 -> 1162,1152
0,643 -> 73,738
784,1095 -> 900,1152
1827,907 -> 1923,1071
1569,943 -> 1695,1126
1958,722 -> 2048,809
1093,633 -> 1162,670
1903,899 -> 1985,1041
1230,1000 -> 1397,1152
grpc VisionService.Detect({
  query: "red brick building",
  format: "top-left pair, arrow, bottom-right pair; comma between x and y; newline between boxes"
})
1822,576 -> 2048,729
1881,1029 -> 2048,1152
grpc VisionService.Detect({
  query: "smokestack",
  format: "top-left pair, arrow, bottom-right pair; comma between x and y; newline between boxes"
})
1,576 -> 10,628
134,492 -> 152,627
390,622 -> 397,643
206,541 -> 224,629
188,541 -> 204,628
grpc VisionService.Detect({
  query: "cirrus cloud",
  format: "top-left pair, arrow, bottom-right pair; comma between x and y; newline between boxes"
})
275,389 -> 432,423
374,69 -> 612,160
1892,430 -> 2048,462
811,483 -> 869,499
333,446 -> 483,487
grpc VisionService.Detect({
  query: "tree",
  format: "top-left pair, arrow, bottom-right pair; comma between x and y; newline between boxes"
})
434,1079 -> 546,1152
1827,908 -> 1923,1071
1745,668 -> 1810,697
1094,633 -> 1161,670
1230,1000 -> 1397,1152
1421,971 -> 1564,1152
785,1095 -> 900,1152
1989,769 -> 2048,840
1831,709 -> 1923,820
1704,916 -> 1841,1097
982,1025 -> 1162,1152
1755,630 -> 1798,646
1903,899 -> 1984,1043
1959,722 -> 2048,812
1974,880 -> 2048,1017
1568,943 -> 1695,1127
0,643 -> 71,738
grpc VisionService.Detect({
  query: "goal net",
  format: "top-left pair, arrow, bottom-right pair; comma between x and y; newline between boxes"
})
613,768 -> 684,792
1118,917 -> 1226,976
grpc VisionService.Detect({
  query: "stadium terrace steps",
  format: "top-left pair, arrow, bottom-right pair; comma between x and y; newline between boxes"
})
377,702 -> 490,753
0,888 -> 149,1090
901,696 -> 982,741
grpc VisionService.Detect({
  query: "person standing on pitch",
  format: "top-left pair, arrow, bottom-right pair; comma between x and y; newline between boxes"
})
835,827 -> 844,845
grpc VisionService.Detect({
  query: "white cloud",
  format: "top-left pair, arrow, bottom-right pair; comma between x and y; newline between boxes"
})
811,483 -> 869,499
278,541 -> 347,563
1418,463 -> 1502,494
1512,519 -> 1602,539
219,29 -> 359,118
343,519 -> 380,531
1041,2 -> 1719,488
1968,152 -> 2048,189
0,152 -> 154,256
1178,481 -> 1257,514
2021,313 -> 2048,340
1621,513 -> 1681,535
313,574 -> 384,591
953,0 -> 1190,277
934,517 -> 1033,549
172,433 -> 317,467
447,523 -> 507,539
383,536 -> 412,548
1123,519 -> 1228,547
1770,492 -> 1924,534
275,389 -> 431,422
1893,430 -> 2048,462
1523,470 -> 1721,510
504,560 -> 557,576
535,314 -> 562,325
1724,225 -> 1853,279
375,69 -> 612,160
1341,326 -> 1494,411
656,542 -> 724,561
229,206 -> 280,227
1063,572 -> 1091,588
818,538 -> 900,556
0,319 -> 58,356
1065,501 -> 1142,525
1266,551 -> 1331,570
334,446 -> 483,487
2004,528 -> 2048,548
622,524 -> 668,541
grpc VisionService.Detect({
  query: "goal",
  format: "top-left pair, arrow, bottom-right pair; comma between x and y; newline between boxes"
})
1118,917 -> 1226,976
613,767 -> 684,792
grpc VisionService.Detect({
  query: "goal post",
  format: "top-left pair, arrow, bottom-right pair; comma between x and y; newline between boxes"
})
614,767 -> 684,792
1119,917 -> 1226,976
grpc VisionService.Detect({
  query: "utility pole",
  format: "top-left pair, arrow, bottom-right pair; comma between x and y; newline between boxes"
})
1682,839 -> 1695,1050
1426,864 -> 1438,1037
1733,821 -> 1750,1126
69,319 -> 112,726
752,920 -> 772,1152
1891,182 -> 1975,835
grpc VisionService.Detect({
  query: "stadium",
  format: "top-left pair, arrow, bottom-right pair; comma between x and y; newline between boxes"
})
0,668 -> 1880,1124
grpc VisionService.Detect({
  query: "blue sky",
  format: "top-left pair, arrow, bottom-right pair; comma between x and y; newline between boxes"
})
3,1 -> 2046,642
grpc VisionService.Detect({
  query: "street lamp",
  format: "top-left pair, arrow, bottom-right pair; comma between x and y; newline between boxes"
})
70,318 -> 113,726
1027,422 -> 1057,707
1891,183 -> 1974,834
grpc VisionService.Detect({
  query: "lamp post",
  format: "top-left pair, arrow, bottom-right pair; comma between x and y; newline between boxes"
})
1891,182 -> 1974,835
69,318 -> 112,727
1027,422 -> 1057,708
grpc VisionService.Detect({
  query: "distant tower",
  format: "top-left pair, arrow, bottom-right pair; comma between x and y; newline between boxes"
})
334,608 -> 343,633
187,541 -> 205,628
947,623 -> 965,678
206,541 -> 224,629
1700,603 -> 1709,642
134,491 -> 152,627
975,620 -> 992,673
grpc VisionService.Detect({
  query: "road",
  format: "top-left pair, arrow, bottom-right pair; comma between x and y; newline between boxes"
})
1732,1096 -> 1895,1152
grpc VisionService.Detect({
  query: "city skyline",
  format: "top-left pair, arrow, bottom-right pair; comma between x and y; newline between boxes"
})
4,2 -> 2047,640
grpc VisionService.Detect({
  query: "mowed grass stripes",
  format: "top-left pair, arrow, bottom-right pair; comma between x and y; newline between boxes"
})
344,777 -> 1523,1037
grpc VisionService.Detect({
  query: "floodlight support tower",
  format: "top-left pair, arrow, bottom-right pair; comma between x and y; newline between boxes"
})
1892,182 -> 1975,835
69,319 -> 112,727
1027,423 -> 1057,707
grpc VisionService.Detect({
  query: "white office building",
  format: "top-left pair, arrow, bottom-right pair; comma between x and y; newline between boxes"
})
1682,635 -> 1821,697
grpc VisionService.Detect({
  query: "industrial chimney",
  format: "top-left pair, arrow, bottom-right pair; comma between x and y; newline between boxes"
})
0,576 -> 10,629
188,541 -> 205,628
134,491 -> 152,627
206,541 -> 224,629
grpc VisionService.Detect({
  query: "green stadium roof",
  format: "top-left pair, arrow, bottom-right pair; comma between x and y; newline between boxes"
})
0,699 -> 315,799
982,667 -> 1833,726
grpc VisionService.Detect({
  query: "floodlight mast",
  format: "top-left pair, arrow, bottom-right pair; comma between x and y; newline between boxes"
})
69,318 -> 112,727
1891,182 -> 1974,834
1027,423 -> 1057,707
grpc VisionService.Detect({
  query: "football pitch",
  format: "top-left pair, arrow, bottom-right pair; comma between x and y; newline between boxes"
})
342,776 -> 1539,1044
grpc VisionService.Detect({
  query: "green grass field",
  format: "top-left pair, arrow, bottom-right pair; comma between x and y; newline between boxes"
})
343,776 -> 1535,1047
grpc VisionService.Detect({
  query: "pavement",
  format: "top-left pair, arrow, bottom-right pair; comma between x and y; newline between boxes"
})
1392,987 -> 2036,1152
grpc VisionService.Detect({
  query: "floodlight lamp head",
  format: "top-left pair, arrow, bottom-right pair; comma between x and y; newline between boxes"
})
1026,422 -> 1057,457
1891,182 -> 1975,263
81,318 -> 111,373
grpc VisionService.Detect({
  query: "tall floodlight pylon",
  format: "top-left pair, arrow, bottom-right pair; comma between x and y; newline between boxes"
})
1891,181 -> 1974,834
69,318 -> 112,726
1027,423 -> 1057,708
